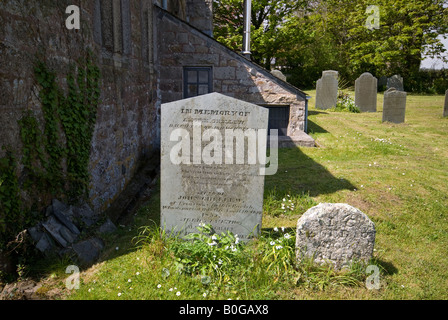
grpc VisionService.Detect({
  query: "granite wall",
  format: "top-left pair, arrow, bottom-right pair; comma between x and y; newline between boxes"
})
0,0 -> 159,213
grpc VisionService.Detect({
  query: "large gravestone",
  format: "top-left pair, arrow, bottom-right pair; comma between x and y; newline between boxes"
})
296,203 -> 376,270
160,92 -> 269,240
382,87 -> 407,123
315,70 -> 338,110
444,89 -> 448,117
387,75 -> 404,92
355,72 -> 378,112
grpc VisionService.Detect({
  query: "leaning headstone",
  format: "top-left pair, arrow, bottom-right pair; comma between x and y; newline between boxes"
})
296,203 -> 376,270
444,89 -> 448,117
387,75 -> 404,91
160,92 -> 269,240
315,70 -> 338,110
382,87 -> 407,123
355,72 -> 378,112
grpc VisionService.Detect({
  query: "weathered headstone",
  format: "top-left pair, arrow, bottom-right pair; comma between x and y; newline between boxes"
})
355,72 -> 377,112
315,70 -> 338,110
271,70 -> 287,82
444,89 -> 448,117
387,75 -> 404,91
382,87 -> 407,123
160,92 -> 269,240
296,203 -> 376,270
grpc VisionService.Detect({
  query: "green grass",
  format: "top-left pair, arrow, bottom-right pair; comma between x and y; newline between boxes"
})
29,91 -> 448,300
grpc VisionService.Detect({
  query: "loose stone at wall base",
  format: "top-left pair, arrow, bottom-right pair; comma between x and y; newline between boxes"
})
296,203 -> 376,270
160,93 -> 269,240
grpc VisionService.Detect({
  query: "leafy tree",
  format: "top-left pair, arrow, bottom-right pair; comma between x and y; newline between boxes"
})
213,0 -> 448,91
213,0 -> 307,69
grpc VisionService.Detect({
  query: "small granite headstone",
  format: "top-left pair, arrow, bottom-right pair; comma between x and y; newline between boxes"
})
382,87 -> 407,123
271,70 -> 287,82
387,75 -> 404,92
315,70 -> 338,110
160,92 -> 269,240
296,203 -> 376,270
444,89 -> 448,117
355,72 -> 377,112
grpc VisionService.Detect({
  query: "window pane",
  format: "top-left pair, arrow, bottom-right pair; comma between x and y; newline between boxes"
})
187,84 -> 197,97
198,70 -> 209,83
187,70 -> 197,83
198,84 -> 209,95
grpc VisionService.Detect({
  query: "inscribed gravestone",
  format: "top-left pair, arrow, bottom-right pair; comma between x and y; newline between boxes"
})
355,72 -> 377,112
296,203 -> 376,270
382,87 -> 407,123
444,89 -> 448,117
387,75 -> 404,91
160,92 -> 269,240
315,70 -> 338,110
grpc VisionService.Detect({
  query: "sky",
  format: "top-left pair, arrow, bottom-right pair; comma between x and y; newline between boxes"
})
420,35 -> 448,70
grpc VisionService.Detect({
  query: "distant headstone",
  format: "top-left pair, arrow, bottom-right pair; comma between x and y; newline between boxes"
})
271,70 -> 287,82
296,203 -> 376,270
382,87 -> 407,123
444,89 -> 448,117
387,75 -> 404,91
315,70 -> 338,110
355,72 -> 378,112
160,92 -> 269,240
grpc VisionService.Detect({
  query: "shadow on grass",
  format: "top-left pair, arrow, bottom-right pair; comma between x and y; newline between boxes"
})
307,119 -> 328,134
265,147 -> 356,197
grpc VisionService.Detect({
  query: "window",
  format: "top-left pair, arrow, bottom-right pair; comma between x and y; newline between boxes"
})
183,67 -> 212,98
266,105 -> 290,136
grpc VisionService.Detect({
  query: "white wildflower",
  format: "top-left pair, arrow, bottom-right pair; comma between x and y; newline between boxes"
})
273,227 -> 279,232
270,241 -> 275,246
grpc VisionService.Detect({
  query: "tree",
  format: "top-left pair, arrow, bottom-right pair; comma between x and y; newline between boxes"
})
213,0 -> 448,91
213,0 -> 307,69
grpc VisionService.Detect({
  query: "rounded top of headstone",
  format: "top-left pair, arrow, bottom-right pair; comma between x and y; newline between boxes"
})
271,70 -> 287,81
296,203 -> 376,269
322,70 -> 339,78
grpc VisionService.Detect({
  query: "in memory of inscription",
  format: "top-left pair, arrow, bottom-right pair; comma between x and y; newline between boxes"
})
161,93 -> 277,240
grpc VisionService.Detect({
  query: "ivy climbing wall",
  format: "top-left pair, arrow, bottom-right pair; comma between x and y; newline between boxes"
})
0,0 -> 159,235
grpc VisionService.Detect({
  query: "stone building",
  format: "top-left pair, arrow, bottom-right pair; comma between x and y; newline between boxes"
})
0,0 -> 312,216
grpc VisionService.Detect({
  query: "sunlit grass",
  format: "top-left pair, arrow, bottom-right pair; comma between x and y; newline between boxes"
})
36,91 -> 448,300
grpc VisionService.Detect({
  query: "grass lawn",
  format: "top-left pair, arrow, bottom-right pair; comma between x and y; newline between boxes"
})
30,91 -> 448,300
